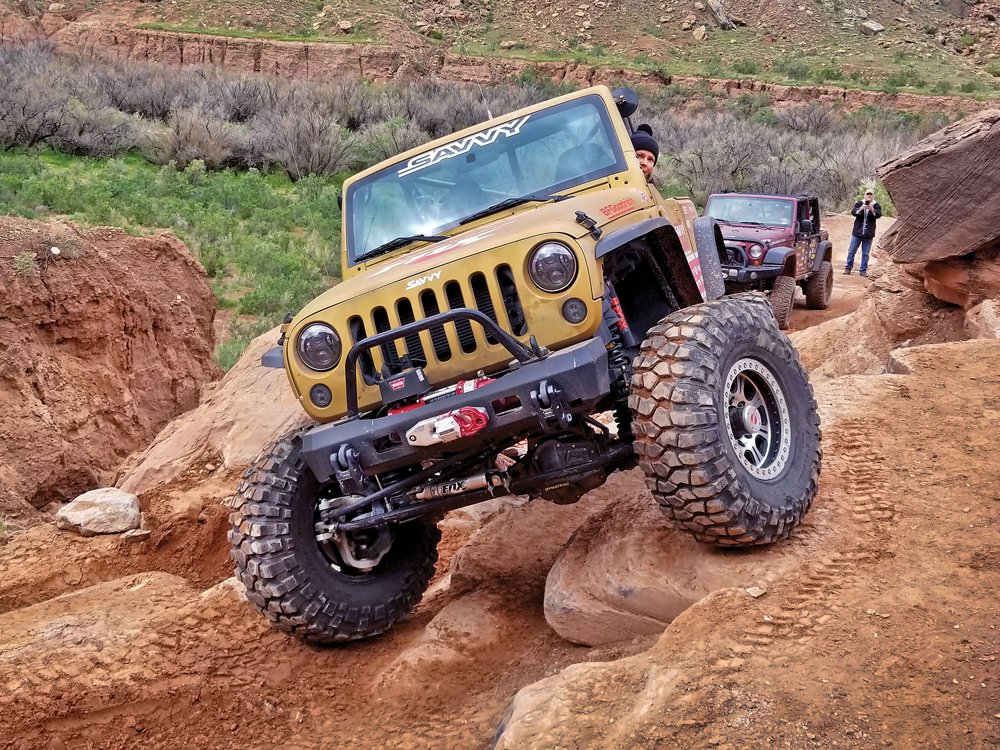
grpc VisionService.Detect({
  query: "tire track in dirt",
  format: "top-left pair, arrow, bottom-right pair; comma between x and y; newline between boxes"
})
674,382 -> 904,744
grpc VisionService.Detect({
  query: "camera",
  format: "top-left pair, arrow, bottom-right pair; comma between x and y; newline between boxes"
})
864,199 -> 871,205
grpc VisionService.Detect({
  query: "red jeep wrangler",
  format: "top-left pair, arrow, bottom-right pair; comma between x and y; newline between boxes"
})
704,193 -> 834,328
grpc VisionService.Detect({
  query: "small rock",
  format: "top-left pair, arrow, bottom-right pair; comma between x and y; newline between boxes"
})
48,2 -> 66,11
692,24 -> 708,40
694,1 -> 705,8
860,20 -> 885,35
500,40 -> 517,49
338,20 -> 354,32
745,586 -> 767,598
582,20 -> 592,28
55,488 -> 141,537
121,529 -> 152,543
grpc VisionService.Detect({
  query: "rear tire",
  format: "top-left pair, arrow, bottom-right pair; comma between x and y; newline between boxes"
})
805,260 -> 834,310
770,275 -> 796,329
628,293 -> 821,546
230,430 -> 439,643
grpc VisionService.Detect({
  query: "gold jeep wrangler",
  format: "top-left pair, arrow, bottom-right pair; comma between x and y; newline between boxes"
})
230,86 -> 822,643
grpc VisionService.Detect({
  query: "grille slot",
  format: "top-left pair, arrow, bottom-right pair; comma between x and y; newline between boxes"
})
348,315 -> 376,384
445,281 -> 477,354
396,298 -> 427,367
470,272 -> 499,345
420,290 -> 452,361
496,264 -> 528,336
372,306 -> 402,373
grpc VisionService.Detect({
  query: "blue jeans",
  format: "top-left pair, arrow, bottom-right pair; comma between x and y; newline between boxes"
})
846,235 -> 873,273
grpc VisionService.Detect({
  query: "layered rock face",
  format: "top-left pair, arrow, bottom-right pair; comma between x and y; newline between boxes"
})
877,110 -> 1000,339
0,219 -> 219,521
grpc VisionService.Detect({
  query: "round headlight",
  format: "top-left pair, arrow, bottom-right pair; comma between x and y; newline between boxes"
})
747,243 -> 766,260
297,323 -> 342,371
528,242 -> 578,293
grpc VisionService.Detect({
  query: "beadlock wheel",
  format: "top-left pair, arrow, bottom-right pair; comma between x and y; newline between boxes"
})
723,357 -> 792,481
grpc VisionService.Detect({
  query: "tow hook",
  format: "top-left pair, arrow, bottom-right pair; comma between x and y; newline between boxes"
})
405,406 -> 489,446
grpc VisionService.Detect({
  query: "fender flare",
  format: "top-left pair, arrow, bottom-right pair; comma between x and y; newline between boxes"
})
691,216 -> 726,300
764,245 -> 796,275
816,240 -> 833,268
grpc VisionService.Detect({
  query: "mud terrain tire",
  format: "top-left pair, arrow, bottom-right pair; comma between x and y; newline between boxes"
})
629,294 -> 821,546
805,260 -> 833,310
230,431 -> 439,644
769,275 -> 796,329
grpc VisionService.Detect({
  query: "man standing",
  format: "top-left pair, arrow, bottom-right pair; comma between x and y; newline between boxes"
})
845,189 -> 882,277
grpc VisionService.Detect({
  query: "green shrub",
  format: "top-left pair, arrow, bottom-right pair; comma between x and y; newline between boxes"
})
12,251 -> 38,276
774,57 -> 811,81
732,59 -> 759,75
987,61 -> 1000,78
959,80 -> 981,93
933,79 -> 953,94
813,66 -> 844,83
704,55 -> 724,77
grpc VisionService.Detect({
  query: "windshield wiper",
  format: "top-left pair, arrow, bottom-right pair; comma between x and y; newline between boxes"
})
457,192 -> 568,226
356,234 -> 449,263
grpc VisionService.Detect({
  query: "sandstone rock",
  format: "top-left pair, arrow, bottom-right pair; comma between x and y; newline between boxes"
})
965,298 -> 1000,339
544,492 -> 807,645
448,473 -> 623,597
376,593 -> 509,688
55,488 -> 141,536
681,13 -> 697,29
860,20 -> 885,34
693,24 -> 708,40
48,2 -> 66,11
499,40 -> 517,49
694,1 -> 706,9
121,528 -> 152,543
115,328 -> 306,496
338,20 -> 354,32
921,251 -> 1000,308
877,110 -> 1000,263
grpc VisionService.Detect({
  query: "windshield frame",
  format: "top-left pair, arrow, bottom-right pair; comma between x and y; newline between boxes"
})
343,93 -> 627,267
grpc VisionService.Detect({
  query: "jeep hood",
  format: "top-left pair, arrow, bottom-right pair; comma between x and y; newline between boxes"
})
297,186 -> 651,320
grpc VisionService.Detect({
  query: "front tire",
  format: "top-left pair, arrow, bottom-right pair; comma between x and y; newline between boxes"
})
805,260 -> 833,310
770,275 -> 796,329
629,294 -> 821,546
229,431 -> 440,643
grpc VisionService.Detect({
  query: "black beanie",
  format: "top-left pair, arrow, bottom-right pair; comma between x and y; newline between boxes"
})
630,123 -> 659,163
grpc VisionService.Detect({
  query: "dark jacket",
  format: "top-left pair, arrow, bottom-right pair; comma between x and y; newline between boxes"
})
851,200 -> 882,238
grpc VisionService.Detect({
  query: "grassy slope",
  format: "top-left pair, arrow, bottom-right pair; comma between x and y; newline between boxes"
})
0,150 -> 343,368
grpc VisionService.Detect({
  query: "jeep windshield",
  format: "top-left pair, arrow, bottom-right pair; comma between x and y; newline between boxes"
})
345,94 -> 626,265
706,196 -> 794,228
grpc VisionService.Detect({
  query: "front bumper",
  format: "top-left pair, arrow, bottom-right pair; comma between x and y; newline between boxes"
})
300,337 -> 611,482
722,264 -> 783,284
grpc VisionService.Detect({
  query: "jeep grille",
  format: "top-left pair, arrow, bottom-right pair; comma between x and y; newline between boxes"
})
350,265 -> 528,384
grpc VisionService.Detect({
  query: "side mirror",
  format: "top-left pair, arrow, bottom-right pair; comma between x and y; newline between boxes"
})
798,219 -> 814,234
336,191 -> 343,211
611,87 -> 639,120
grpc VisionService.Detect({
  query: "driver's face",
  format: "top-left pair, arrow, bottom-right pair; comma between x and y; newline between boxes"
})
636,150 -> 655,179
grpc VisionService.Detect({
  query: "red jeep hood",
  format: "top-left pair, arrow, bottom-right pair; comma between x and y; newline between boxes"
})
717,223 -> 793,244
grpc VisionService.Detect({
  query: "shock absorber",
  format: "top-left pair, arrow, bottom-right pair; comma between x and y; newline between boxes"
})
602,282 -> 635,443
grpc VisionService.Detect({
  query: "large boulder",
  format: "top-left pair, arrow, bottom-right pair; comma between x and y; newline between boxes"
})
544,487 -> 810,646
0,219 -> 218,522
877,110 -> 1000,264
53,488 -> 140,536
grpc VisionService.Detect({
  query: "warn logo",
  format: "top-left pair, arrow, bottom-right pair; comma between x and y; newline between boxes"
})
388,377 -> 407,391
398,116 -> 531,177
405,271 -> 441,290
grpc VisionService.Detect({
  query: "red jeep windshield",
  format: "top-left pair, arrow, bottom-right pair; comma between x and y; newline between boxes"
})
706,196 -> 794,228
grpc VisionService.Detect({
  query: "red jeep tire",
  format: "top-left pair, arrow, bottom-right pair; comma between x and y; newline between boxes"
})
769,275 -> 796,329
